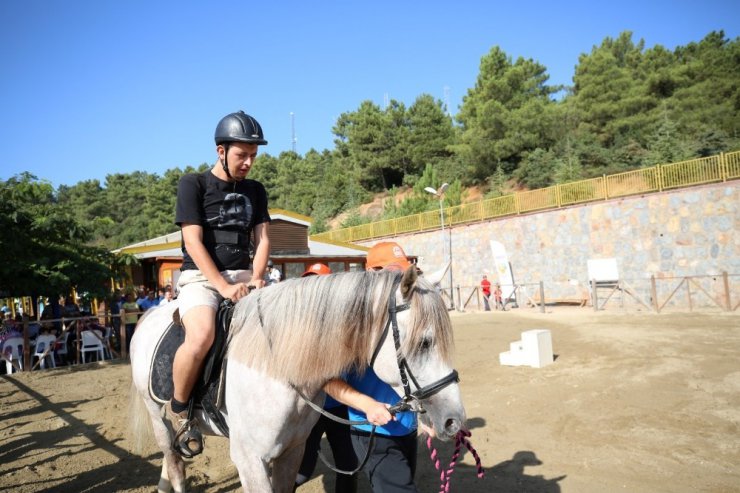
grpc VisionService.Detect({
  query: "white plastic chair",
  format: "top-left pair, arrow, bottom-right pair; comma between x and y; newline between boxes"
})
2,337 -> 24,373
55,331 -> 70,364
102,326 -> 113,359
81,330 -> 105,363
33,334 -> 58,369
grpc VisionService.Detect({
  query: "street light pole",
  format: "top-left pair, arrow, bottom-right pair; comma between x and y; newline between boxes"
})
425,183 -> 454,310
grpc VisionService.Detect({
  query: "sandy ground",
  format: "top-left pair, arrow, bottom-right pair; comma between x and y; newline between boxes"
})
1,308 -> 739,493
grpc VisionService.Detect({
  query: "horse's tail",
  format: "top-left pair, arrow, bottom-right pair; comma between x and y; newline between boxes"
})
128,380 -> 154,455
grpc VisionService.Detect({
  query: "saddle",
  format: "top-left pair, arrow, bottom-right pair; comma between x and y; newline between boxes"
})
149,301 -> 235,437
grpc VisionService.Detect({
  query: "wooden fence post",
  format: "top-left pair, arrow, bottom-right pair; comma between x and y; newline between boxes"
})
650,275 -> 660,313
686,277 -> 693,312
539,281 -> 546,314
591,279 -> 598,312
723,271 -> 731,311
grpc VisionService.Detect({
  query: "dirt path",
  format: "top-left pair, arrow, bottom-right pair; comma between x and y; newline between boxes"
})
1,309 -> 739,492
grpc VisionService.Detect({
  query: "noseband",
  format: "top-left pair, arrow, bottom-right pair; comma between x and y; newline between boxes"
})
369,279 -> 460,414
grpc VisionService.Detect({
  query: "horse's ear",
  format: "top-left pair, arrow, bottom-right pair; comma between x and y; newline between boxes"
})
424,261 -> 450,286
400,266 -> 418,300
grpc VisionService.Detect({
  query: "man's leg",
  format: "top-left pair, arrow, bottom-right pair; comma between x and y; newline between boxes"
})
172,305 -> 216,406
351,431 -> 418,493
295,413 -> 328,487
166,305 -> 216,456
324,407 -> 358,493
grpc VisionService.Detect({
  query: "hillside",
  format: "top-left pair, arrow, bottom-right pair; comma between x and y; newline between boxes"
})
327,185 -> 486,230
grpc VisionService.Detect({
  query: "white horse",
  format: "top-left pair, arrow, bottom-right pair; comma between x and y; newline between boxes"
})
129,267 -> 466,492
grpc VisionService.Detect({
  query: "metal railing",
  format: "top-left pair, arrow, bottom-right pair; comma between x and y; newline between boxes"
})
312,150 -> 740,243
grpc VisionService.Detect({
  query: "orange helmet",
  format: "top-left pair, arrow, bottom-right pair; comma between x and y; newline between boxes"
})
302,263 -> 332,277
366,241 -> 412,271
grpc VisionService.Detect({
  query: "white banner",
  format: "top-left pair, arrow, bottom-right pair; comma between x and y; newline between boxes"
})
490,240 -> 515,300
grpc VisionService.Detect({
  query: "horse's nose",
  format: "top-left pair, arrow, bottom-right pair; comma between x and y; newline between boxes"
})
445,418 -> 461,436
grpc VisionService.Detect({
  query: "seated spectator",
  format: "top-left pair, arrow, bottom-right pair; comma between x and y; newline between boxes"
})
138,290 -> 160,311
159,288 -> 174,305
63,296 -> 81,319
0,316 -> 22,346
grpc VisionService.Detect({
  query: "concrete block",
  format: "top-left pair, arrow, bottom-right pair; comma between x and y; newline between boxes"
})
499,329 -> 554,368
522,329 -> 554,368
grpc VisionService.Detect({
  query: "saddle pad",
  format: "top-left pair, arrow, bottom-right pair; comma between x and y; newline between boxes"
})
149,322 -> 184,404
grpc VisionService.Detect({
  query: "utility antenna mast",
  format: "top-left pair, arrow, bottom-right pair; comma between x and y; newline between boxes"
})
290,112 -> 297,153
383,92 -> 389,110
443,86 -> 452,116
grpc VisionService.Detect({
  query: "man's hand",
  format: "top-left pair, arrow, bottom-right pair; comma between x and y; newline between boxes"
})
219,283 -> 251,302
247,278 -> 266,290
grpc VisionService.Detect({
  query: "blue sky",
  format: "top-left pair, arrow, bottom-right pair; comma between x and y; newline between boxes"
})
1,0 -> 738,188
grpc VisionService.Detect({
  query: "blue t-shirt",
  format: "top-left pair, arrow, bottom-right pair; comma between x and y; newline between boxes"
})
324,394 -> 341,409
346,368 -> 417,436
138,298 -> 160,311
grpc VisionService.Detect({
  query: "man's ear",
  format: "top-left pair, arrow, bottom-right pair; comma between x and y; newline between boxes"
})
400,266 -> 418,300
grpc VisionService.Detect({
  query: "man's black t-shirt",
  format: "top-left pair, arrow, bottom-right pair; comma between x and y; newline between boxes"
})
175,170 -> 270,272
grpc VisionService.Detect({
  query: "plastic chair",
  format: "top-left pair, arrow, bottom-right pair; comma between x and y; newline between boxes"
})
81,330 -> 105,363
55,331 -> 70,364
102,326 -> 113,359
2,337 -> 24,373
32,334 -> 58,369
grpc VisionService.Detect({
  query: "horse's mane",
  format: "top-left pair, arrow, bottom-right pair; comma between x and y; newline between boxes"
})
227,270 -> 454,389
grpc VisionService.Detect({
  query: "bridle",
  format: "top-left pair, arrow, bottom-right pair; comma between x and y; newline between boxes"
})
369,278 -> 459,415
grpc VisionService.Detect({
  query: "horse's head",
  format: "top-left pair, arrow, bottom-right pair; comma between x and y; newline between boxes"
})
369,268 -> 466,441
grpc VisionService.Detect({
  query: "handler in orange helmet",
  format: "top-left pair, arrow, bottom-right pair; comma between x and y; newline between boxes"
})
296,262 -> 360,492
324,241 -> 427,492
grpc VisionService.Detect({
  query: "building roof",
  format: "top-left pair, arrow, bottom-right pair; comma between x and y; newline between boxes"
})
113,210 -> 367,260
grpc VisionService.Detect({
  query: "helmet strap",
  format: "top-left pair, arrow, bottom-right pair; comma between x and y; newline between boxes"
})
221,144 -> 234,181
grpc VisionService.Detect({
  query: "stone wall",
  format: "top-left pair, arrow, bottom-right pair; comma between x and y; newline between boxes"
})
357,182 -> 739,309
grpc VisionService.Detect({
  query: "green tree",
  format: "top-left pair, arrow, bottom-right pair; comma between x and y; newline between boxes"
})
486,163 -> 508,198
0,173 -> 116,299
456,46 -> 559,182
405,94 -> 456,182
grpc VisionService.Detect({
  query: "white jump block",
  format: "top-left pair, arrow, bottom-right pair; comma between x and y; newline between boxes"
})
499,329 -> 554,368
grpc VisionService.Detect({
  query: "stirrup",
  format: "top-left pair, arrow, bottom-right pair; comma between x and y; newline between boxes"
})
172,421 -> 204,458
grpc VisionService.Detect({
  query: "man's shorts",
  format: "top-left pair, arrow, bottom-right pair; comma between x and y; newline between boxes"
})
176,269 -> 253,320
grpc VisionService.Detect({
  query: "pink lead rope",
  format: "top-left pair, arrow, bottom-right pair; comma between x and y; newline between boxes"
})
426,429 -> 485,492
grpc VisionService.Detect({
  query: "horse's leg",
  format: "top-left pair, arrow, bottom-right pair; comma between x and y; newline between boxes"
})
270,443 -> 306,493
229,439 -> 272,492
146,404 -> 187,492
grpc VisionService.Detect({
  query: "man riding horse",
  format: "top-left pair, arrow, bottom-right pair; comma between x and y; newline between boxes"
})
168,110 -> 271,454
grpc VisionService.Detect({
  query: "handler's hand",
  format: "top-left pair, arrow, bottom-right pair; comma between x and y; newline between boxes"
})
363,401 -> 394,426
219,283 -> 251,302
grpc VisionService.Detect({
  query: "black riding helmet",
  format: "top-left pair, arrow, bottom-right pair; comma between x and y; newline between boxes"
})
215,111 -> 267,180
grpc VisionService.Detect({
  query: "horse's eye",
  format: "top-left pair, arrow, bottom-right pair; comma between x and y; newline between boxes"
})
419,337 -> 433,352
